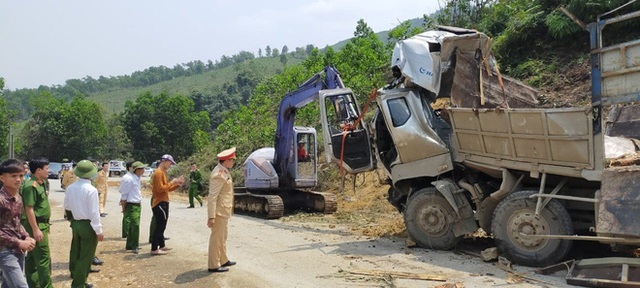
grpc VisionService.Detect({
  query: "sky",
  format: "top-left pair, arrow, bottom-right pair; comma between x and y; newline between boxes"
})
0,1 -> 439,90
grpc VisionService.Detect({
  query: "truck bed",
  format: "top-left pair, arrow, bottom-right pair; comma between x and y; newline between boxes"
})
448,107 -> 602,180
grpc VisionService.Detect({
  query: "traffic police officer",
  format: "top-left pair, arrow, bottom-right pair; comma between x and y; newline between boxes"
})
207,147 -> 237,272
96,162 -> 109,217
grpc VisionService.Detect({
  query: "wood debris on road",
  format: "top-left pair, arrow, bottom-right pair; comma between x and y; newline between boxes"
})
348,270 -> 447,282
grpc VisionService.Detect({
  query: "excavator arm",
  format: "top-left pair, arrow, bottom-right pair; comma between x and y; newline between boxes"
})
273,66 -> 345,185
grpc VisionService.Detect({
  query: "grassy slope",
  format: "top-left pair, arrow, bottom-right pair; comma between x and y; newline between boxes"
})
88,56 -> 303,114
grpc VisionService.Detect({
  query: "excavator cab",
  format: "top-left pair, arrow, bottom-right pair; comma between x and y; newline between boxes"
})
291,127 -> 317,188
319,88 -> 375,174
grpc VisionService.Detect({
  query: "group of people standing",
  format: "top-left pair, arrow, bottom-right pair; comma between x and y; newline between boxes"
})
0,146 -> 239,287
115,149 -> 238,273
0,157 -> 103,288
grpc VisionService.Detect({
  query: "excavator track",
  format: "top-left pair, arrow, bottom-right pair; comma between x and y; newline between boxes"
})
304,190 -> 337,214
234,188 -> 284,219
233,188 -> 337,219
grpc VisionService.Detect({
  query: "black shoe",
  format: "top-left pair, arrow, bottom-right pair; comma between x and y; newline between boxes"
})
92,257 -> 103,265
100,213 -> 107,217
164,237 -> 170,240
89,268 -> 100,273
199,202 -> 203,207
208,267 -> 229,273
85,284 -> 94,288
221,260 -> 236,267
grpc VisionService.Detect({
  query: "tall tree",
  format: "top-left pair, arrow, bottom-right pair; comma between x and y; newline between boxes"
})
265,45 -> 272,57
22,94 -> 107,161
282,45 -> 289,54
101,115 -> 132,160
122,92 -> 210,163
305,44 -> 315,55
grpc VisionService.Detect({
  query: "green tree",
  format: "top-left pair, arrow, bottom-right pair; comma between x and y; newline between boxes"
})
122,91 -> 210,163
387,20 -> 425,50
335,19 -> 387,99
22,93 -> 107,161
265,45 -> 272,57
280,53 -> 288,66
101,115 -> 133,160
282,45 -> 289,54
305,44 -> 315,55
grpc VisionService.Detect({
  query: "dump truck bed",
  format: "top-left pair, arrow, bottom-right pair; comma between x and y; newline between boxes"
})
448,107 -> 602,180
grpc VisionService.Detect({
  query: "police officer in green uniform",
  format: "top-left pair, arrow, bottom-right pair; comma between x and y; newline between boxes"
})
188,163 -> 203,208
21,157 -> 53,288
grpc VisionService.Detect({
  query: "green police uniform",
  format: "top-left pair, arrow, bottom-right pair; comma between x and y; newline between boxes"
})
188,169 -> 203,207
21,178 -> 53,288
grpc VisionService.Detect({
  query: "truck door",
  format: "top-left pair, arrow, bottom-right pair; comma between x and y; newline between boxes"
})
377,89 -> 450,165
319,88 -> 375,174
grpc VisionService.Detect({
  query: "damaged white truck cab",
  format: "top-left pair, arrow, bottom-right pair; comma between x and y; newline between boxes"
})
320,20 -> 640,268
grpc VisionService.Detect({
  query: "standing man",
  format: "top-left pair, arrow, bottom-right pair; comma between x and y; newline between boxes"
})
120,161 -> 145,254
21,156 -> 53,288
0,159 -> 36,288
96,162 -> 109,217
64,160 -> 103,288
188,163 -> 203,208
150,154 -> 184,255
207,147 -> 237,273
120,162 -> 133,239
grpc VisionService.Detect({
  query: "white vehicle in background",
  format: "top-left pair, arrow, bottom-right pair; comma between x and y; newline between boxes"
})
142,167 -> 153,177
108,160 -> 127,177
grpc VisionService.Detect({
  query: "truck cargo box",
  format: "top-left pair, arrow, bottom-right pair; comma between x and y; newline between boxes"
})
448,107 -> 601,179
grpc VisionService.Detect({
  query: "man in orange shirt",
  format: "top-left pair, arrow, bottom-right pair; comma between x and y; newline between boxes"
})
149,154 -> 184,255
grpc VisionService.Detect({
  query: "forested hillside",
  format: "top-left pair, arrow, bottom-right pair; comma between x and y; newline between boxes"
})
1,0 -> 639,166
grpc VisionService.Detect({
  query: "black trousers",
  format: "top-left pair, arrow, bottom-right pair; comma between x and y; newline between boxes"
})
151,201 -> 169,251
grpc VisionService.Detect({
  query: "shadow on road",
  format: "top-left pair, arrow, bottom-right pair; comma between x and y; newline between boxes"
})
174,269 -> 221,286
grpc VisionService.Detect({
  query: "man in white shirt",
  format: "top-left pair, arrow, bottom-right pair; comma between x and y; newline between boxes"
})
119,162 -> 133,239
64,160 -> 103,288
119,161 -> 146,254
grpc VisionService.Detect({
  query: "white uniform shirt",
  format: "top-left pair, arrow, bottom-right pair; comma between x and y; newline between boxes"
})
64,178 -> 103,235
119,172 -> 142,204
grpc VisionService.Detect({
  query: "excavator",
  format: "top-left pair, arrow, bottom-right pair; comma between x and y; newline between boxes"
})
233,66 -> 372,219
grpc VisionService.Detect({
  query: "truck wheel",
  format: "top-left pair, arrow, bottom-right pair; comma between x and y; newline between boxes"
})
491,190 -> 573,267
404,188 -> 460,250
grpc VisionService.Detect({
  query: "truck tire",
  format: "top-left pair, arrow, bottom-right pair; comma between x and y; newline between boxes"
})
404,188 -> 460,250
491,190 -> 573,267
